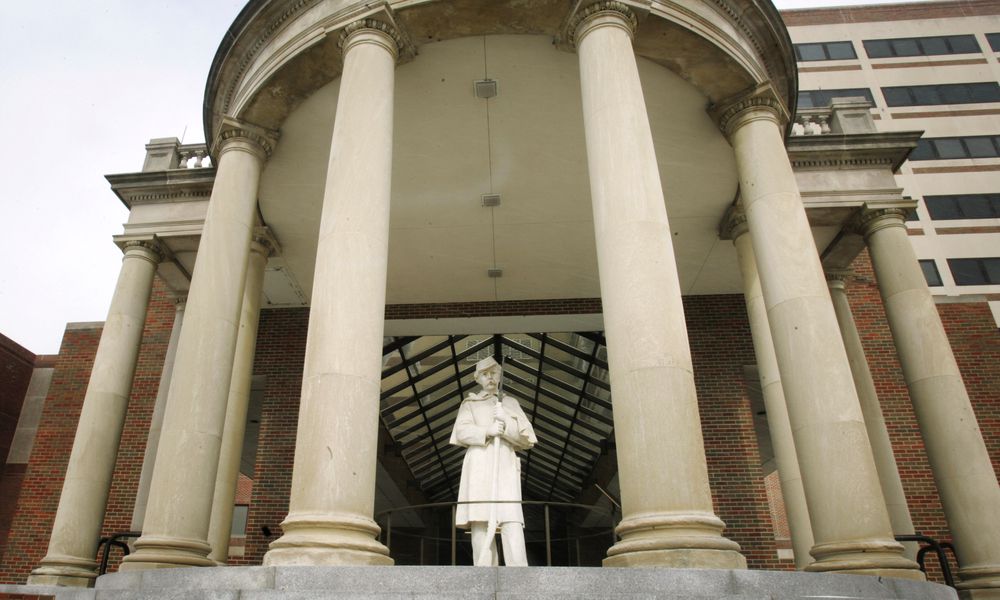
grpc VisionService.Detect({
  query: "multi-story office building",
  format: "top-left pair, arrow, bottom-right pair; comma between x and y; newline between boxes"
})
786,0 -> 1000,323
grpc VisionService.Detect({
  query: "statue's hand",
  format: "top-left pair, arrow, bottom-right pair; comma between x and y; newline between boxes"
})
487,420 -> 506,437
493,404 -> 509,421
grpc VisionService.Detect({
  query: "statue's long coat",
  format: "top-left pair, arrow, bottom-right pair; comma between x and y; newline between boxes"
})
449,391 -> 537,528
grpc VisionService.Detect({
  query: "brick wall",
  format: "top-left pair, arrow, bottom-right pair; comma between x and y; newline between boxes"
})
0,281 -> 175,583
1,275 -> 997,581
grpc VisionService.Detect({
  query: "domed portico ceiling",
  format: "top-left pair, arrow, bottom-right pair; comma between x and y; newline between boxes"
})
206,0 -> 798,306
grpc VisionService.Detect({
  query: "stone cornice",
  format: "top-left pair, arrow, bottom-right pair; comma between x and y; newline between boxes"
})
567,1 -> 638,46
786,130 -> 922,173
709,84 -> 789,137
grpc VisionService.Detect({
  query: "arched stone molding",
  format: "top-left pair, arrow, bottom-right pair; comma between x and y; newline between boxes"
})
202,0 -> 795,148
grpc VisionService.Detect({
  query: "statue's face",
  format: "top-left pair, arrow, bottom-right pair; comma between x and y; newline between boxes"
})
476,367 -> 501,393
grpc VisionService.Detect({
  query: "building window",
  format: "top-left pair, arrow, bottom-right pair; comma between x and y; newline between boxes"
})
231,505 -> 249,537
882,82 -> 1000,107
919,260 -> 944,287
948,258 -> 1000,285
909,136 -> 1000,160
987,33 -> 1000,51
863,35 -> 981,58
794,41 -> 857,61
797,88 -> 875,109
925,194 -> 1000,219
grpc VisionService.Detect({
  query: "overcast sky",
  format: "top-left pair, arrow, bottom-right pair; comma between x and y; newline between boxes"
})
0,0 -> 923,355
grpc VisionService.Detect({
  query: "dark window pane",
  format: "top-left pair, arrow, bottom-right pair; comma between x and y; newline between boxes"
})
864,39 -> 893,58
935,139 -> 967,159
826,41 -> 856,59
992,195 -> 1000,215
914,86 -> 943,105
925,196 -> 963,219
892,38 -> 921,56
939,85 -> 970,104
797,92 -> 816,108
920,37 -> 949,55
964,137 -> 998,158
988,33 -> 1000,52
910,140 -> 935,160
882,87 -> 913,107
985,258 -> 1000,284
947,35 -> 981,54
920,260 -> 943,287
949,259 -> 987,285
963,196 -> 994,218
797,43 -> 827,61
968,82 -> 1000,102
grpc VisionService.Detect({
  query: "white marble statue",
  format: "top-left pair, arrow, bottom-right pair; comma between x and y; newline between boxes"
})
450,356 -> 537,566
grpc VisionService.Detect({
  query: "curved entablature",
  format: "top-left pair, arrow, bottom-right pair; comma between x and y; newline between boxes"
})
202,0 -> 796,149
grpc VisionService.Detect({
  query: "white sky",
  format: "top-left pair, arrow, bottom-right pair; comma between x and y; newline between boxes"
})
0,0 -> 923,354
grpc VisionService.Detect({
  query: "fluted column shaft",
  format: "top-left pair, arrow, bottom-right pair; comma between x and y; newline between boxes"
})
719,97 -> 921,579
121,123 -> 271,570
262,21 -> 399,566
208,235 -> 270,564
131,296 -> 186,533
29,240 -> 162,586
859,208 -> 1000,597
826,272 -> 917,560
572,3 -> 744,569
730,220 -> 814,570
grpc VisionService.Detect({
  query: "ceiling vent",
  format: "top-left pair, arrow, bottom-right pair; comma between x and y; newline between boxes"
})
481,193 -> 501,207
474,79 -> 498,99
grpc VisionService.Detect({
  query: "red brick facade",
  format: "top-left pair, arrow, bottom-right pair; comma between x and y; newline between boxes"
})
0,269 -> 997,582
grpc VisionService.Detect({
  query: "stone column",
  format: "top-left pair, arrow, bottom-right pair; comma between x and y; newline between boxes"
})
826,270 -> 917,560
28,240 -> 163,586
856,207 -> 1000,597
207,230 -> 274,564
262,19 -> 400,566
131,295 -> 186,534
713,88 -> 922,579
725,211 -> 814,570
570,2 -> 745,569
121,119 -> 275,570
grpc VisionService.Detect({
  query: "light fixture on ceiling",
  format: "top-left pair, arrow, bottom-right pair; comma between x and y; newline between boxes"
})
487,268 -> 503,278
481,193 -> 501,207
474,79 -> 498,99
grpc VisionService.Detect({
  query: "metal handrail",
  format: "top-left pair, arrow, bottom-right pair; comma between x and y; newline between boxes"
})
895,534 -> 957,588
96,531 -> 141,575
376,500 -> 617,566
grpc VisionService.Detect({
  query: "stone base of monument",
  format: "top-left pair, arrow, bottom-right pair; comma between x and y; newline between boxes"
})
1,566 -> 958,599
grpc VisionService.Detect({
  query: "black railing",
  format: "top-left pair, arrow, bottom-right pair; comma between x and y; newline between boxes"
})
895,533 -> 958,588
376,500 -> 617,566
97,531 -> 141,575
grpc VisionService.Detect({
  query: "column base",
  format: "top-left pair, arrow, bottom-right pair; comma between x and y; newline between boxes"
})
957,565 -> 1000,599
118,534 -> 215,571
262,512 -> 393,567
603,513 -> 746,569
26,555 -> 97,587
805,539 -> 925,580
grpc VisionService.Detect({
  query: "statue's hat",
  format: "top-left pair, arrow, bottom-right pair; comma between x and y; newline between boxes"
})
474,356 -> 501,376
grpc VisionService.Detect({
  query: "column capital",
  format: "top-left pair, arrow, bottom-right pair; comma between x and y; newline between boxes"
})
718,205 -> 748,241
850,207 -> 908,240
251,226 -> 281,258
710,84 -> 790,137
567,1 -> 638,47
824,269 -> 852,290
214,117 -> 279,160
122,238 -> 166,265
339,19 -> 403,61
